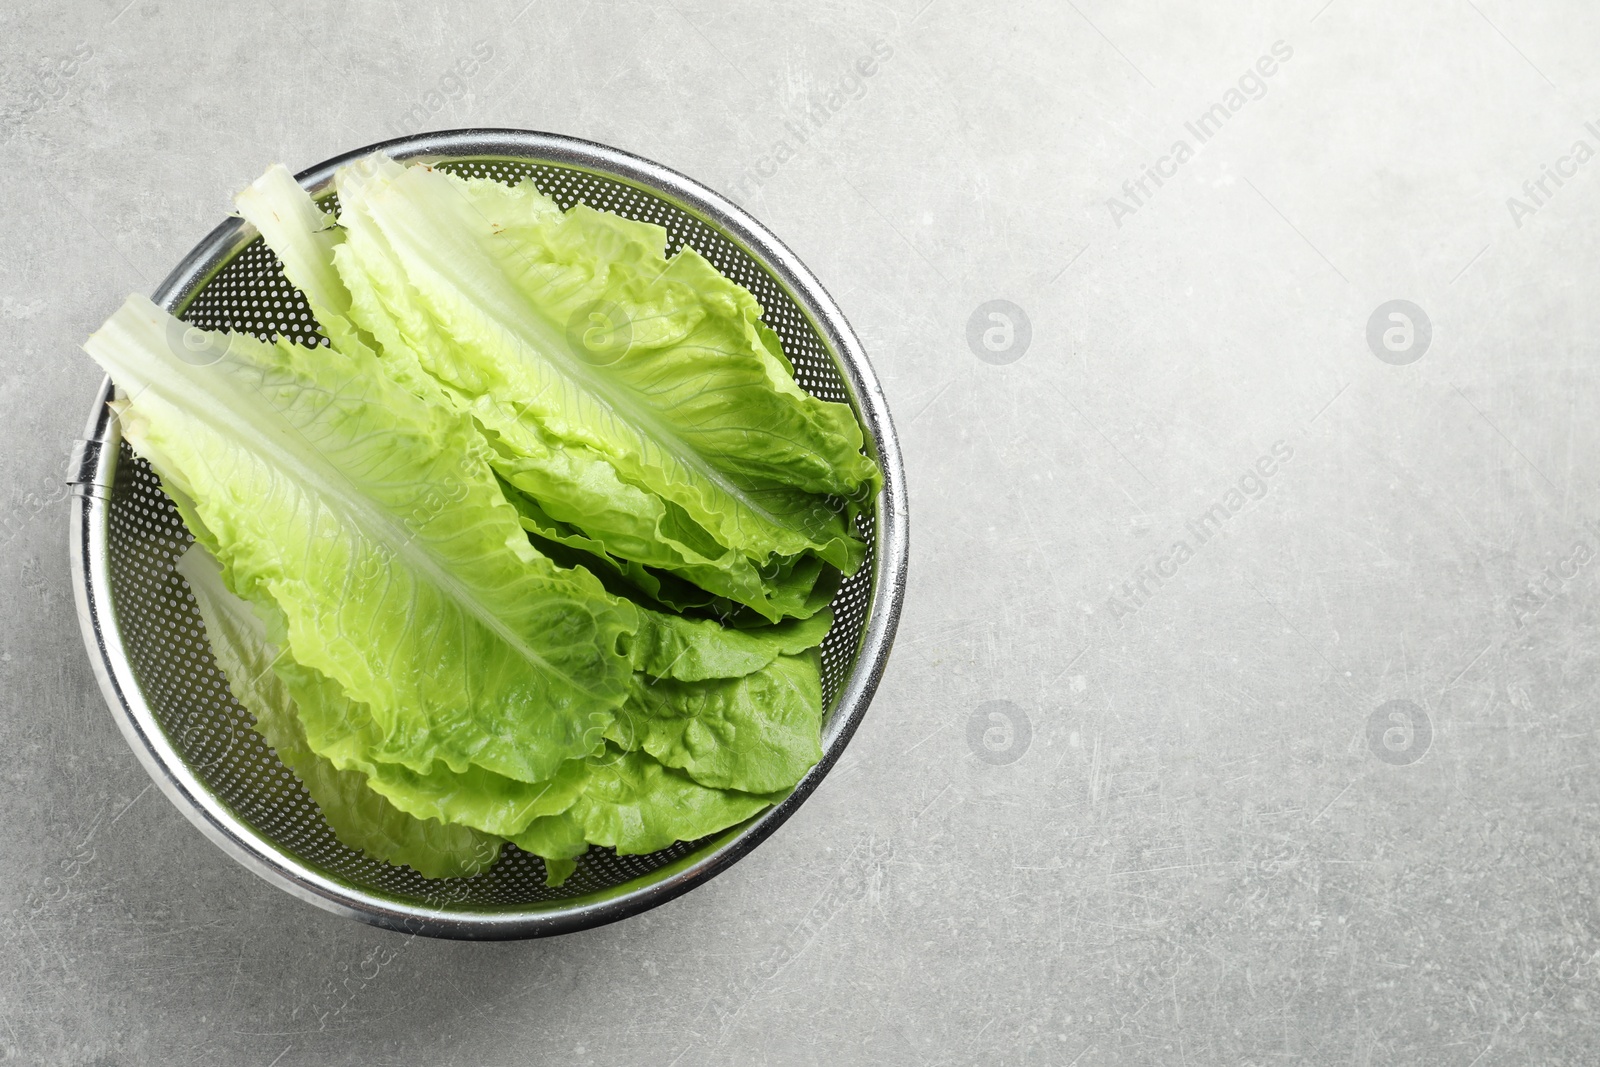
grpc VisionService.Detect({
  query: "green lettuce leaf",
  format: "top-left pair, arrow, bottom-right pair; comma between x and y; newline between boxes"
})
512,810 -> 590,887
243,157 -> 851,622
620,653 -> 825,794
176,515 -> 589,839
236,156 -> 878,622
328,159 -> 878,615
84,296 -> 638,786
497,475 -> 724,614
502,478 -> 839,623
273,651 -> 591,837
511,746 -> 782,860
175,544 -> 502,879
631,610 -> 832,682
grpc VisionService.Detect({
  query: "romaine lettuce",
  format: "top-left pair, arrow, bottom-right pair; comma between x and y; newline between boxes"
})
82,153 -> 876,885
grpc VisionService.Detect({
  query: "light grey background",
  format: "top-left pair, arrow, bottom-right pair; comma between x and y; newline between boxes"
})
4,0 -> 1599,1064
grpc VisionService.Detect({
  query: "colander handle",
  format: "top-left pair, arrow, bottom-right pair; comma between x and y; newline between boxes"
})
68,431 -> 111,501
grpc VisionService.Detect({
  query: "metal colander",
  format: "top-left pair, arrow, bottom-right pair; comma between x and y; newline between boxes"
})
68,130 -> 908,939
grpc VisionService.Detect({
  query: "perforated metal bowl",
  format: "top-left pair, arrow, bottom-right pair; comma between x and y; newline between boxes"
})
68,130 -> 907,939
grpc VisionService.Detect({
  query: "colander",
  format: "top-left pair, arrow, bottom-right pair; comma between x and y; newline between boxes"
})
68,129 -> 908,940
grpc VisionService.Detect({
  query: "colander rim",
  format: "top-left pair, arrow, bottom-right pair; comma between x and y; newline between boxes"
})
68,128 -> 908,939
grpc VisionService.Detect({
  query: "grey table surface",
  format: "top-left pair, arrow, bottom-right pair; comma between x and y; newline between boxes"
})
4,0 -> 1599,1064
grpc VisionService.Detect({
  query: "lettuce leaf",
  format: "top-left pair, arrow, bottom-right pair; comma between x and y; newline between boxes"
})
175,545 -> 502,878
329,159 -> 877,619
271,650 -> 591,837
177,514 -> 591,840
84,296 -> 638,786
238,156 -> 879,622
630,610 -> 832,682
620,653 -> 825,794
511,746 -> 783,859
243,158 -> 833,622
497,474 -> 725,614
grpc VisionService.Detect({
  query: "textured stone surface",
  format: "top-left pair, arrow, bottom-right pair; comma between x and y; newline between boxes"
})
3,1 -> 1599,1063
